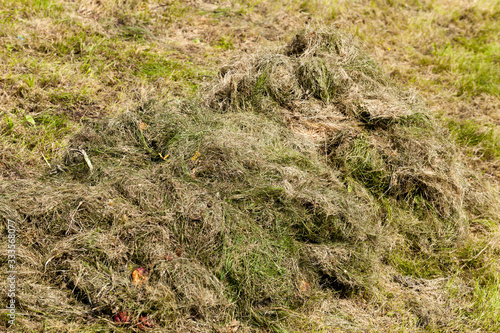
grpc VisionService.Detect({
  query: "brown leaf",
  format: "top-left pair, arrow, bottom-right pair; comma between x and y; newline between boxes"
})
138,315 -> 154,330
298,279 -> 309,293
131,267 -> 148,285
112,311 -> 130,324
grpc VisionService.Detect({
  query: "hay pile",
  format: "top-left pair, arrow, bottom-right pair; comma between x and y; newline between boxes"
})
211,30 -> 475,223
1,29 -> 497,332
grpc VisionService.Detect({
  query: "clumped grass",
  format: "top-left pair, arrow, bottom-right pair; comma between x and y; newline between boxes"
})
211,29 -> 474,222
1,1 -> 500,332
2,27 -> 498,332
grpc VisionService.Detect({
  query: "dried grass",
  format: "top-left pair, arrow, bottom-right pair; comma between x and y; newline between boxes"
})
1,27 -> 499,332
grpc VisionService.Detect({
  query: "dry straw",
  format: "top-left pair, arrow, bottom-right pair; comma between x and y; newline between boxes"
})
1,28 -> 498,332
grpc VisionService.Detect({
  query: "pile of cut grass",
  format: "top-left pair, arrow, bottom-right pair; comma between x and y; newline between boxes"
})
1,28 -> 499,332
211,29 -> 490,224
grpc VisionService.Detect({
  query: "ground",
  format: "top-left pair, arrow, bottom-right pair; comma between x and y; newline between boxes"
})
0,0 -> 499,332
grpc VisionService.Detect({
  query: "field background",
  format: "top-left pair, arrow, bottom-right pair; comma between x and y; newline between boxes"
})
1,0 -> 499,332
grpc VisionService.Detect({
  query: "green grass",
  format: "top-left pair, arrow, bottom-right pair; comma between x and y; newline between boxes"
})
215,36 -> 235,50
448,119 -> 500,160
334,136 -> 390,196
1,0 -> 499,332
470,279 -> 500,330
430,38 -> 500,97
431,7 -> 500,97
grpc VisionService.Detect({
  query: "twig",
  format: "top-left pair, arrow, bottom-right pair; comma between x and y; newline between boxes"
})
41,153 -> 51,168
459,240 -> 494,271
70,148 -> 94,173
66,201 -> 84,235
